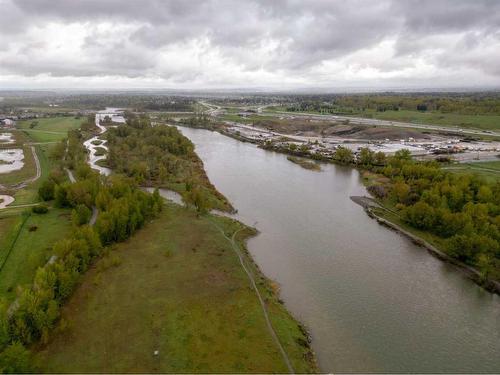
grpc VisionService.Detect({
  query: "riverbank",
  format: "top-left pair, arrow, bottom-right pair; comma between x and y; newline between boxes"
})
351,195 -> 500,295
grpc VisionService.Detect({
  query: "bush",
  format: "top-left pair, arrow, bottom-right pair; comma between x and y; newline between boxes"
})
0,342 -> 35,373
32,205 -> 49,214
71,204 -> 92,226
38,180 -> 55,201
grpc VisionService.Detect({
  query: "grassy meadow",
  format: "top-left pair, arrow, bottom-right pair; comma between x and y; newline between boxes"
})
444,160 -> 500,183
266,106 -> 500,130
0,208 -> 72,302
0,116 -> 79,305
18,116 -> 83,142
36,204 -> 316,373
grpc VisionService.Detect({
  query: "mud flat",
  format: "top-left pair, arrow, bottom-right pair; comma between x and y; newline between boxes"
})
0,149 -> 24,174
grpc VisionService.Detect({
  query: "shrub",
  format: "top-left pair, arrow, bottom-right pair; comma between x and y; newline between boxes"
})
32,204 -> 49,214
0,342 -> 35,373
38,180 -> 55,201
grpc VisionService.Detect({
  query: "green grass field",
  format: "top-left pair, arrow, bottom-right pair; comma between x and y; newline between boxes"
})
365,110 -> 500,131
36,205 -> 316,373
0,208 -> 72,301
0,116 -> 79,305
266,106 -> 500,131
444,160 -> 500,183
18,117 -> 83,142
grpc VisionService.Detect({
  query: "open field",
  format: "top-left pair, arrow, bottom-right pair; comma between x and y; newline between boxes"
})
444,160 -> 500,183
364,110 -> 500,131
18,116 -> 83,142
36,205 -> 315,373
0,208 -> 72,301
266,106 -> 500,131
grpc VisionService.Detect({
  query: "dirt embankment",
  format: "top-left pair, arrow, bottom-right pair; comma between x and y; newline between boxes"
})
254,119 -> 429,140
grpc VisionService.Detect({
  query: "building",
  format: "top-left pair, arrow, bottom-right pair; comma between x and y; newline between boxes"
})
0,119 -> 16,128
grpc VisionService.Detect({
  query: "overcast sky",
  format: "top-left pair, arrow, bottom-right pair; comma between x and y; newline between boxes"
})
1,0 -> 499,90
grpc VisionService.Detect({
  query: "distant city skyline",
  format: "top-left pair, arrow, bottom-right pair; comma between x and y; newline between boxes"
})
1,0 -> 500,90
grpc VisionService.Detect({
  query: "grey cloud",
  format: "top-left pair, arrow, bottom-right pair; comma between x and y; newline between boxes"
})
2,0 -> 500,87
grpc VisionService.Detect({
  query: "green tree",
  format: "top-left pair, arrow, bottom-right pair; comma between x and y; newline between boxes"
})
334,146 -> 354,164
38,180 -> 55,201
72,204 -> 92,226
0,342 -> 34,373
358,147 -> 374,166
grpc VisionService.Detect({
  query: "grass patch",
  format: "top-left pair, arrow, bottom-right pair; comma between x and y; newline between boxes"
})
93,146 -> 107,156
364,110 -> 500,130
18,117 -> 83,142
444,160 -> 500,183
36,205 -> 316,373
266,106 -> 500,131
0,208 -> 72,301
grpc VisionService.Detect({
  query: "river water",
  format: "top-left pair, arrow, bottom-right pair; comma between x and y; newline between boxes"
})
178,126 -> 500,373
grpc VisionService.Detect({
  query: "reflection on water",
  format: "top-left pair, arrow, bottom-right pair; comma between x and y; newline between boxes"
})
178,126 -> 500,373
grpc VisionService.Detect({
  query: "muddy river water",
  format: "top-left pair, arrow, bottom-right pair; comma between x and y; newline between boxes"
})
178,126 -> 500,373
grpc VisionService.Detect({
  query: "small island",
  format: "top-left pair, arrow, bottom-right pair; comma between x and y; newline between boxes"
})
287,155 -> 321,171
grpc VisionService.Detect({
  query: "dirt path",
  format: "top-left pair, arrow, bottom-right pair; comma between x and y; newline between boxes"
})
89,207 -> 98,226
210,219 -> 294,374
28,146 -> 41,183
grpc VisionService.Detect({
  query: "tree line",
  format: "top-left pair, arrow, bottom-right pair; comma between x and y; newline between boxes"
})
356,148 -> 500,281
104,113 -> 231,212
0,131 -> 163,372
280,93 -> 500,115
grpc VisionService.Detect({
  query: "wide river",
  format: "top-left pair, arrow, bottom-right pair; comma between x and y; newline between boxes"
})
179,126 -> 500,373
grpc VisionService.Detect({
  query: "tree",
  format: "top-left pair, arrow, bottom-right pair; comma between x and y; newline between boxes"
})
72,204 -> 92,226
54,183 -> 70,208
374,151 -> 387,166
334,146 -> 354,164
392,181 -> 411,204
403,201 -> 435,230
394,149 -> 412,161
0,342 -> 34,373
185,187 -> 209,215
358,147 -> 374,166
38,180 -> 55,201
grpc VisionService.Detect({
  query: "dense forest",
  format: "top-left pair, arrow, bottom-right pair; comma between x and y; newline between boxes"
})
105,113 -> 231,212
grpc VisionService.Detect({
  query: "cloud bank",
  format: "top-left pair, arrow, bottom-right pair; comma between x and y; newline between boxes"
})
1,0 -> 499,89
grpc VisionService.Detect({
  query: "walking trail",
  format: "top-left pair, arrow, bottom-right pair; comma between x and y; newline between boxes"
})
210,219 -> 294,374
